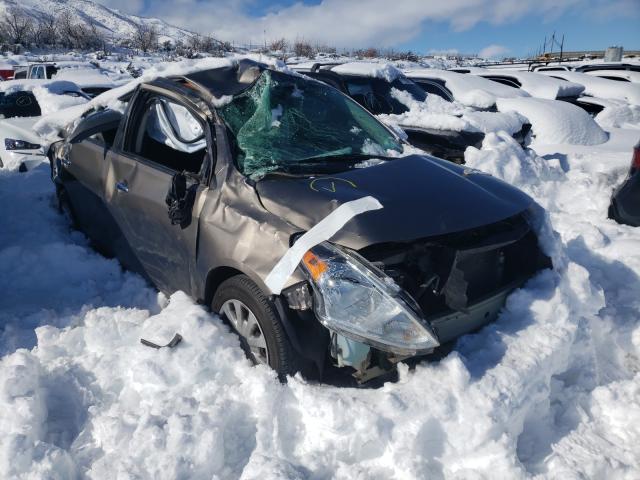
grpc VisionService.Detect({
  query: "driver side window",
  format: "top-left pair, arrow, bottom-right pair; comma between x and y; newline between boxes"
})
126,95 -> 208,174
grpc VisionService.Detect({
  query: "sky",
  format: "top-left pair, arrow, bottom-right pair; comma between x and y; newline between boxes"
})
98,0 -> 640,58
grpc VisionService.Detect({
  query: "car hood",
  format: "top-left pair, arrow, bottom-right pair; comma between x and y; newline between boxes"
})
255,154 -> 534,250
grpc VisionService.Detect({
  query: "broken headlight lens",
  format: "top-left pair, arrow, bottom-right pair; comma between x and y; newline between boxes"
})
4,138 -> 41,150
301,242 -> 440,355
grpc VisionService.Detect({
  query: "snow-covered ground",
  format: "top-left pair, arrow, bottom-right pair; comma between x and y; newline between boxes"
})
1,61 -> 639,480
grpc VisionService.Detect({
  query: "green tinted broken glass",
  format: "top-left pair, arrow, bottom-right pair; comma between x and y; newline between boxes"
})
219,70 -> 403,177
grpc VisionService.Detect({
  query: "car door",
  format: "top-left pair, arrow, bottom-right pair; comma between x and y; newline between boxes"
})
104,89 -> 213,295
59,110 -> 123,248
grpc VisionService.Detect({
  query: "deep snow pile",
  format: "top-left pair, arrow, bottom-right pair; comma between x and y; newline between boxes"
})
1,101 -> 640,479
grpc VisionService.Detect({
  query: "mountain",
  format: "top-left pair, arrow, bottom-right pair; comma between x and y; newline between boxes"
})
0,0 -> 197,44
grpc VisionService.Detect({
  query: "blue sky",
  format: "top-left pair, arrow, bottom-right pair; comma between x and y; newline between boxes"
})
105,0 -> 640,58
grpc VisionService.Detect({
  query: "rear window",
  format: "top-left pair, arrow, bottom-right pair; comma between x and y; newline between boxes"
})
0,91 -> 41,118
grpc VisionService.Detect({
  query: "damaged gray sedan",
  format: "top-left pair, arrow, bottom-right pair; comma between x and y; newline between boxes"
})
50,59 -> 551,383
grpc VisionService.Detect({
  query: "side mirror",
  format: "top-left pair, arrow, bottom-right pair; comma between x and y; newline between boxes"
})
165,172 -> 198,229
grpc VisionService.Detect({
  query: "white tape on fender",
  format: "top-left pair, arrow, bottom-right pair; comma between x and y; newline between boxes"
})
265,195 -> 383,295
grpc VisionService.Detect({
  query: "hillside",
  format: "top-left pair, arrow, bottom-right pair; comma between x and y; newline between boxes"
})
0,0 -> 196,44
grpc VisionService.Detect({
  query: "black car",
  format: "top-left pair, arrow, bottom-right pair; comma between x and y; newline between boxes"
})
610,141 -> 640,227
50,59 -> 551,384
290,62 -> 489,163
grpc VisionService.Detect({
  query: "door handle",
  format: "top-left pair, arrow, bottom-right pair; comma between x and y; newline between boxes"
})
116,181 -> 129,193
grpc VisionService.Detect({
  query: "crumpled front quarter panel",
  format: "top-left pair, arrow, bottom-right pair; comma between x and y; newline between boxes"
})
196,171 -> 300,297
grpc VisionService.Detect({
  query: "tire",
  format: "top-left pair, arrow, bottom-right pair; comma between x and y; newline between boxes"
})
57,187 -> 78,229
212,275 -> 299,379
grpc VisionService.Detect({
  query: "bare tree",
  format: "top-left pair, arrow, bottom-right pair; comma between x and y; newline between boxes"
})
269,38 -> 287,52
293,39 -> 313,58
1,8 -> 34,45
33,13 -> 58,47
132,23 -> 158,53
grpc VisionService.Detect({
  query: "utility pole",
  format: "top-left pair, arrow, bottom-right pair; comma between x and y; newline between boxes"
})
560,34 -> 564,62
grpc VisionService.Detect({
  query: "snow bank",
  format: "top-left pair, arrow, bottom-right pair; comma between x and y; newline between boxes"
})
405,68 -> 529,109
496,97 -> 608,145
331,62 -> 403,82
463,131 -> 640,479
540,71 -> 640,105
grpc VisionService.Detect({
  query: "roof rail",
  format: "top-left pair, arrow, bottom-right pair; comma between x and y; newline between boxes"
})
310,61 -> 345,73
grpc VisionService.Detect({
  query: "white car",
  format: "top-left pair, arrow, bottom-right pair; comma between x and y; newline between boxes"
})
538,70 -> 640,105
575,64 -> 640,84
404,68 -> 528,110
0,80 -> 88,170
451,67 -> 585,100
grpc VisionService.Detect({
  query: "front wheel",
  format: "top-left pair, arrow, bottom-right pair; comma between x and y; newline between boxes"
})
212,275 -> 300,379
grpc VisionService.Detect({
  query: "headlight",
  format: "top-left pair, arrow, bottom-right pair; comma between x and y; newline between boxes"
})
4,138 -> 41,150
301,242 -> 440,355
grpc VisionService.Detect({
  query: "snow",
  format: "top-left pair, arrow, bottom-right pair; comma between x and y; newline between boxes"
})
0,0 -> 197,45
1,51 -> 640,480
378,87 -> 526,135
496,97 -> 608,145
539,71 -> 640,105
331,62 -> 403,82
0,79 -> 89,116
378,89 -> 472,132
469,69 -> 585,100
405,68 -> 529,109
52,69 -> 120,89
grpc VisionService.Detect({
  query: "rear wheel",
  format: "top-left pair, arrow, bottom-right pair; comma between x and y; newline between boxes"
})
212,275 -> 299,379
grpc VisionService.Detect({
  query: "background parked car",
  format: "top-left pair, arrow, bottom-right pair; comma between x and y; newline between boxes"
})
538,70 -> 640,106
452,67 -> 585,101
293,62 -> 528,162
0,80 -> 88,170
575,63 -> 640,83
609,140 -> 640,226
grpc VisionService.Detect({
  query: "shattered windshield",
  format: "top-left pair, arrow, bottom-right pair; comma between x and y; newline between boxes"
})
344,76 -> 427,115
218,70 -> 403,177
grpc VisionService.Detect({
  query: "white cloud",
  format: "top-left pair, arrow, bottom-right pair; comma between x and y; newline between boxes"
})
95,0 -> 639,49
478,44 -> 510,58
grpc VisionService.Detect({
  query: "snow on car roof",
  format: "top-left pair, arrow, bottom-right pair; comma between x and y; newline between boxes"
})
330,62 -> 403,82
405,68 -> 528,109
0,79 -> 89,116
539,71 -> 640,105
52,68 -> 122,89
583,69 -> 640,83
496,97 -> 607,145
0,79 -> 83,95
469,69 -> 585,99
